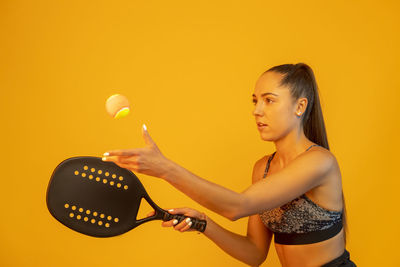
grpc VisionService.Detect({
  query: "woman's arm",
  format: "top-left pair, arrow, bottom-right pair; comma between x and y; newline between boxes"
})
103,129 -> 333,221
161,160 -> 243,220
163,160 -> 273,267
156,207 -> 272,267
161,150 -> 333,220
202,214 -> 272,267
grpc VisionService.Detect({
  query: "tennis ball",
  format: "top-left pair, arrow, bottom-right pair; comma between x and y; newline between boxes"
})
105,94 -> 130,119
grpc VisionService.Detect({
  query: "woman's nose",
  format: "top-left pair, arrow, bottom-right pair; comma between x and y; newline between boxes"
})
253,105 -> 264,116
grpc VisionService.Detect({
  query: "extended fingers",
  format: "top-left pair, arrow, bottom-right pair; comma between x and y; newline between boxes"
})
103,149 -> 141,157
102,156 -> 139,170
111,162 -> 138,171
118,156 -> 138,164
102,155 -> 137,163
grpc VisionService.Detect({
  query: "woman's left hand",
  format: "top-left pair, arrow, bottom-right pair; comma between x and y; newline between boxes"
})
101,124 -> 171,178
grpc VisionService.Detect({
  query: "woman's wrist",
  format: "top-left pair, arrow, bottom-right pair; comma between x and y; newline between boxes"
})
160,158 -> 177,180
200,212 -> 214,235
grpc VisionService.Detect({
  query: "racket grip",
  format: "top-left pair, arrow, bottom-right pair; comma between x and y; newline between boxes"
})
162,212 -> 207,232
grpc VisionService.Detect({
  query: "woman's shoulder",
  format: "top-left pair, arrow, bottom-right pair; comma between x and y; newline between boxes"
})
252,154 -> 274,183
301,147 -> 341,190
256,146 -> 336,171
253,146 -> 337,170
306,145 -> 338,167
254,153 -> 273,168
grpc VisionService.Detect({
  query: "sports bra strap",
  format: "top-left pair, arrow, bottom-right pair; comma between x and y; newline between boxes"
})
305,144 -> 320,151
263,144 -> 321,178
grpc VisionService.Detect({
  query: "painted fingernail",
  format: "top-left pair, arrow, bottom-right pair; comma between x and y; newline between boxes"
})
185,218 -> 191,223
103,152 -> 109,156
188,221 -> 192,226
168,209 -> 174,212
173,219 -> 178,225
143,124 -> 147,131
102,157 -> 107,161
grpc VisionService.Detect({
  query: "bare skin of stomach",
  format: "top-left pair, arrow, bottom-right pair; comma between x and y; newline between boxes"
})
274,228 -> 345,267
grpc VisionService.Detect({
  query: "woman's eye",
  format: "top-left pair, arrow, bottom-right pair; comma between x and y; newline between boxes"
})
252,99 -> 273,104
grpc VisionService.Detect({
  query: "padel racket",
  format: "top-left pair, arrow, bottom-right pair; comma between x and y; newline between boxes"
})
46,156 -> 207,237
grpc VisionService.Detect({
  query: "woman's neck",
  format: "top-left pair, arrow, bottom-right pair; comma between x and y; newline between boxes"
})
273,129 -> 314,168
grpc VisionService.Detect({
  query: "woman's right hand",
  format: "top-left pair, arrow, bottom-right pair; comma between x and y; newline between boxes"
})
146,207 -> 207,233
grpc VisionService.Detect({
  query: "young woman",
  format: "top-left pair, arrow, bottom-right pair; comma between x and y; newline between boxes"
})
102,63 -> 356,267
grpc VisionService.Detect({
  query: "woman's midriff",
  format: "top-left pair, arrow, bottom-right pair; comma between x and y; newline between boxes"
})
274,228 -> 345,267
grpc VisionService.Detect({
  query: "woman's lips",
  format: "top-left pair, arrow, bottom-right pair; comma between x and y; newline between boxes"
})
257,124 -> 268,130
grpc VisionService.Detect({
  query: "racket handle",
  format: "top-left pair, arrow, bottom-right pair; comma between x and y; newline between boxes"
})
162,211 -> 207,232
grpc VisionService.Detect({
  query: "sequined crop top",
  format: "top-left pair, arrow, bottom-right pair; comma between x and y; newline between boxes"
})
258,144 -> 343,245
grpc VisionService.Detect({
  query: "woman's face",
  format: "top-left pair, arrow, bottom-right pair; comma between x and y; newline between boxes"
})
252,71 -> 305,141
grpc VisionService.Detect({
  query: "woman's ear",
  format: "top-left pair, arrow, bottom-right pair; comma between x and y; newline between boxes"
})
295,97 -> 308,116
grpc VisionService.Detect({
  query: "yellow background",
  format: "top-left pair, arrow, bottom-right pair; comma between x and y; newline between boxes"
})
1,0 -> 399,266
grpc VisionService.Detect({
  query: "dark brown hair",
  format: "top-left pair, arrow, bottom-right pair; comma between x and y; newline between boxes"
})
264,63 -> 348,246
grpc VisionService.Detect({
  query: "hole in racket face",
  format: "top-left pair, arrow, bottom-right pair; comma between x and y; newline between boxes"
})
136,197 -> 155,221
47,156 -> 152,237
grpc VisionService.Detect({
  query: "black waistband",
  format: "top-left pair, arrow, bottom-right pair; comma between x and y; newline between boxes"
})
274,220 -> 343,245
320,249 -> 352,267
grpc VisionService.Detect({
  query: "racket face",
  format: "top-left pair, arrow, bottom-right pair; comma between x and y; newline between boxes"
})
46,156 -> 158,237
